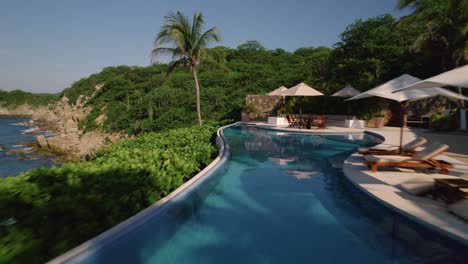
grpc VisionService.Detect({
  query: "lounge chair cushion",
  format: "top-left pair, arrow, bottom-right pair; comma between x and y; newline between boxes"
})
448,199 -> 468,221
412,143 -> 448,160
359,137 -> 427,154
358,146 -> 397,153
364,155 -> 410,163
402,137 -> 427,151
398,178 -> 435,195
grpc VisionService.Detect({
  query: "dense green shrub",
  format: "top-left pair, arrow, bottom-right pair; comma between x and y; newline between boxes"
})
0,125 -> 217,263
430,113 -> 459,131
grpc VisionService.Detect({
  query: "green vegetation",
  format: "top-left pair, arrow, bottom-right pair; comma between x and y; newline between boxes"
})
0,90 -> 56,108
151,11 -> 222,126
431,112 -> 459,131
1,2 -> 467,262
0,125 -> 217,263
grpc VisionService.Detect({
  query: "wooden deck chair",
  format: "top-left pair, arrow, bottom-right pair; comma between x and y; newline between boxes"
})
314,115 -> 328,130
358,137 -> 427,155
286,114 -> 300,128
364,143 -> 454,174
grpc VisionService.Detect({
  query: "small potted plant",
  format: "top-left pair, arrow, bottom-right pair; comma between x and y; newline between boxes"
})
373,113 -> 385,128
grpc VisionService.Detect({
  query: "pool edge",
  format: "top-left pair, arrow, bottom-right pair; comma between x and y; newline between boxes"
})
342,131 -> 468,247
48,124 -> 234,264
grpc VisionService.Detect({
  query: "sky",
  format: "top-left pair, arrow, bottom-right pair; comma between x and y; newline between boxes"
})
0,0 -> 410,93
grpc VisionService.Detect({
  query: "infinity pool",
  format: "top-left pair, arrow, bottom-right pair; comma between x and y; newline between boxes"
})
66,125 -> 466,264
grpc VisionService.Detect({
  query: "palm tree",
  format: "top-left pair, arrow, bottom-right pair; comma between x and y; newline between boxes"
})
151,11 -> 220,125
397,0 -> 468,69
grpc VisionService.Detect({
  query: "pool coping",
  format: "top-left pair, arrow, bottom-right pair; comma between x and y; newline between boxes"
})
238,121 -> 369,135
48,124 -> 233,263
342,141 -> 468,246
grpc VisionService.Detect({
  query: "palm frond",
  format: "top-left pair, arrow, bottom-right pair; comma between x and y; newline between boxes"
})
150,47 -> 177,64
397,0 -> 417,9
191,12 -> 204,41
152,11 -> 220,68
192,27 -> 221,57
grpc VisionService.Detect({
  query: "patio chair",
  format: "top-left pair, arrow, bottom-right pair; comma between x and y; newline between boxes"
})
286,114 -> 300,128
291,114 -> 305,128
364,142 -> 454,174
313,115 -> 328,130
358,137 -> 427,155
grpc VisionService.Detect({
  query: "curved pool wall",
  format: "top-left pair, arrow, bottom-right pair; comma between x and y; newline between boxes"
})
50,124 -> 233,263
52,125 -> 466,264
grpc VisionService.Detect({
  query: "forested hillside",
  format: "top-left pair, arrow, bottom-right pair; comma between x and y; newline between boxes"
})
58,11 -> 465,134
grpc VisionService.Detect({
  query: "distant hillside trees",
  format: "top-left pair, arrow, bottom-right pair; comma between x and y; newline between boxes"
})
0,90 -> 56,108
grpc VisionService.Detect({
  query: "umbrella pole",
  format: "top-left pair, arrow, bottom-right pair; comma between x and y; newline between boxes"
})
399,102 -> 409,154
399,121 -> 404,154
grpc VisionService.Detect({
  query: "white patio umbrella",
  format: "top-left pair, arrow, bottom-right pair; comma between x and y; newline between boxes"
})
331,85 -> 361,115
393,65 -> 468,91
392,65 -> 468,130
281,82 -> 324,114
267,86 -> 288,95
331,85 -> 361,97
346,74 -> 468,151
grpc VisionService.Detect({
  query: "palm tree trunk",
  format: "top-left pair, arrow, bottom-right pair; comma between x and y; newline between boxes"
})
191,65 -> 203,125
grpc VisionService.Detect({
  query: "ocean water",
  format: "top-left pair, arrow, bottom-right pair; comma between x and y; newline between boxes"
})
0,116 -> 54,177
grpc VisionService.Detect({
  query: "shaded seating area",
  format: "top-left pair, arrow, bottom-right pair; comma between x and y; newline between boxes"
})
285,114 -> 328,130
358,137 -> 427,155
364,143 -> 454,174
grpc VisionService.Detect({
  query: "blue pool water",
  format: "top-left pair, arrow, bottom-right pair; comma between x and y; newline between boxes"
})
0,116 -> 54,177
69,125 -> 466,264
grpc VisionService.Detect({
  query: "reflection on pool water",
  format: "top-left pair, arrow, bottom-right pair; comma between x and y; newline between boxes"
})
71,125 -> 467,264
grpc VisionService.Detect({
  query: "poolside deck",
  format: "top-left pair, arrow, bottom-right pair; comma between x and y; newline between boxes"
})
241,121 -> 468,245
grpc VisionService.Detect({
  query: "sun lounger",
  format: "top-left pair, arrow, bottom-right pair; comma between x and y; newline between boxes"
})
364,143 -> 454,174
398,178 -> 436,196
448,199 -> 468,221
358,137 -> 427,155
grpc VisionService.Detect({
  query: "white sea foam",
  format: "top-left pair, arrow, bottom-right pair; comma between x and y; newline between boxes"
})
21,127 -> 38,134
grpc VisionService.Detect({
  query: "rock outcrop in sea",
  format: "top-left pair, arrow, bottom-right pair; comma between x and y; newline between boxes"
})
1,84 -> 122,161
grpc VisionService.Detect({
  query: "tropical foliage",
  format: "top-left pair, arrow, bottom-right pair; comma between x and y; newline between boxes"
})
2,4 -> 467,262
397,0 -> 468,70
0,125 -> 217,263
151,11 -> 221,125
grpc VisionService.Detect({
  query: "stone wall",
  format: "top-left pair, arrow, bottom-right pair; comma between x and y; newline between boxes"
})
245,95 -> 283,121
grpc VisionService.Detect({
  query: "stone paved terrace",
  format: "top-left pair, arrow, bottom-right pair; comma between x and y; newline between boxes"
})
239,121 -> 468,245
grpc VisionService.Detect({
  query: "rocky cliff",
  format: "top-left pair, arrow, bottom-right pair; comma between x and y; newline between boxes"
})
31,92 -> 122,161
0,104 -> 42,116
2,85 -> 122,161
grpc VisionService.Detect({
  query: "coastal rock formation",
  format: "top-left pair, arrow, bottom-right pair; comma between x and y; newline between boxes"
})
30,86 -> 123,161
5,83 -> 122,161
36,135 -> 49,149
0,104 -> 41,116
